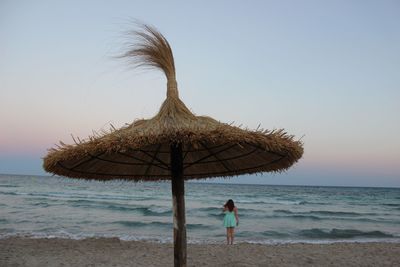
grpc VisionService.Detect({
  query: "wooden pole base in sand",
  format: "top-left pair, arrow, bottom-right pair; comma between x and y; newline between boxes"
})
171,142 -> 187,267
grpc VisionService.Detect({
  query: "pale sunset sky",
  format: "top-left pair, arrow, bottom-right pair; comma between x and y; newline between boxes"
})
1,0 -> 399,187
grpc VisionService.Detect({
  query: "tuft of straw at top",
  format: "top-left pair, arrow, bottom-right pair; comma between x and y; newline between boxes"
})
120,24 -> 178,98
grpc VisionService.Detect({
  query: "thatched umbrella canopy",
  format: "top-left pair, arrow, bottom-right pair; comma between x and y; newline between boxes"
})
43,24 -> 303,267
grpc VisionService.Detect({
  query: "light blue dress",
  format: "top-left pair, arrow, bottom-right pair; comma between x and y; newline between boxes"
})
223,210 -> 236,228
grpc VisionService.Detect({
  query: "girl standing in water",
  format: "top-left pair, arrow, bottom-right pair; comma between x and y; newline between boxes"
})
223,199 -> 239,245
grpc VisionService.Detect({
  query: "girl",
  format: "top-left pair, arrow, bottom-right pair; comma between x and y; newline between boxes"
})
223,199 -> 239,245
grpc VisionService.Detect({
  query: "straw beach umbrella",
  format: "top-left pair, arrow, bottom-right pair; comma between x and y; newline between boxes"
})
43,24 -> 303,267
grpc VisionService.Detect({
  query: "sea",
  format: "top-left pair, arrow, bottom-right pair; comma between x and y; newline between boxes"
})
1,174 -> 399,244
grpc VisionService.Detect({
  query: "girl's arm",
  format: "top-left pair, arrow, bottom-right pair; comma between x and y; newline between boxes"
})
234,207 -> 239,225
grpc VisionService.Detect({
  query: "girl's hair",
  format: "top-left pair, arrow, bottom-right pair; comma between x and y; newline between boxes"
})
225,199 -> 235,212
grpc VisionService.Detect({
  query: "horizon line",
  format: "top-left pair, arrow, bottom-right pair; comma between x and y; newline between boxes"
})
1,172 -> 399,189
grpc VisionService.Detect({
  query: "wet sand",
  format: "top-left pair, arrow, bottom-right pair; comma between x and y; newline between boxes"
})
1,237 -> 399,266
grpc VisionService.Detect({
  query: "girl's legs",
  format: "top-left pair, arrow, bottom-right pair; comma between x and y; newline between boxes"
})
228,228 -> 234,245
226,227 -> 236,245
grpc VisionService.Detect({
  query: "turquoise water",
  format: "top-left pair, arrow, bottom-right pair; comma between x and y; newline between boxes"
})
0,174 -> 399,244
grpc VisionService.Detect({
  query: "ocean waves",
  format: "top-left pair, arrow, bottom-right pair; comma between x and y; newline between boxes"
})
1,175 -> 400,244
113,221 -> 214,231
0,190 -> 156,202
270,209 -> 397,224
273,209 -> 377,218
65,200 -> 172,216
298,228 -> 394,239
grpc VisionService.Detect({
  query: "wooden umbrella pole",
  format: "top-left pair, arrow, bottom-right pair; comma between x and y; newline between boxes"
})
170,142 -> 187,267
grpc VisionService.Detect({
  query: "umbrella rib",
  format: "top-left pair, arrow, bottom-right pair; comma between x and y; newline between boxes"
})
181,143 -> 259,165
186,155 -> 286,177
182,145 -> 190,161
119,151 -> 168,168
245,142 -> 286,157
183,143 -> 237,170
199,142 -> 231,172
226,155 -> 285,173
139,149 -> 170,169
57,162 -> 171,177
184,142 -> 228,153
88,152 -> 169,171
67,152 -> 106,170
144,144 -> 163,175
115,143 -> 228,155
231,153 -> 286,173
187,147 -> 258,165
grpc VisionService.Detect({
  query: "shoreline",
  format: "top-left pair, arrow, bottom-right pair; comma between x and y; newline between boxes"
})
1,233 -> 400,245
1,237 -> 400,266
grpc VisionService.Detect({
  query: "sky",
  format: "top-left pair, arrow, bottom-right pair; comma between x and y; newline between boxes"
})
1,0 -> 399,187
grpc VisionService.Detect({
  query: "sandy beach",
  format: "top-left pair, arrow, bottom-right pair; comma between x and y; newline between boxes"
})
1,238 -> 399,267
